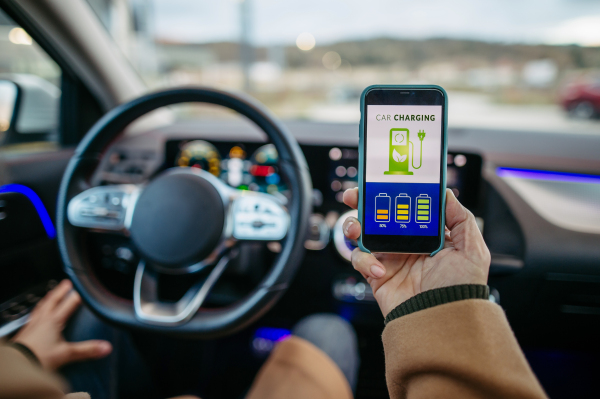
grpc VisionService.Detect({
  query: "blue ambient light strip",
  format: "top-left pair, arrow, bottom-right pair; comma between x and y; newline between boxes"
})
497,167 -> 600,185
253,327 -> 291,342
0,184 -> 56,239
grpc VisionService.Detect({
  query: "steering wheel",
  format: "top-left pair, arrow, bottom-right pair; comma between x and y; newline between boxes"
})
56,87 -> 312,338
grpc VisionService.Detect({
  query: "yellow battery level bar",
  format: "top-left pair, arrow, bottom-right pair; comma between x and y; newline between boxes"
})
415,194 -> 431,223
375,193 -> 390,222
395,194 -> 411,223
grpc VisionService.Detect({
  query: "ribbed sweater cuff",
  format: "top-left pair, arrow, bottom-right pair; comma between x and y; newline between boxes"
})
8,342 -> 41,367
384,284 -> 490,325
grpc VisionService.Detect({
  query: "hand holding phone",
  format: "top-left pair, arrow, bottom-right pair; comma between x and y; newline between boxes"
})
358,85 -> 447,254
342,188 -> 490,316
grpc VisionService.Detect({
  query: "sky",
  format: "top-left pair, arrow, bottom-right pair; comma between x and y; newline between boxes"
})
152,0 -> 600,46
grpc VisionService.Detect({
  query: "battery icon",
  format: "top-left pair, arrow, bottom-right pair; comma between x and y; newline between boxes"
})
416,194 -> 431,223
375,193 -> 390,222
395,194 -> 411,223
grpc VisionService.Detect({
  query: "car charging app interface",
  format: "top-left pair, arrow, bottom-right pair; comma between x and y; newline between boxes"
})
365,105 -> 442,236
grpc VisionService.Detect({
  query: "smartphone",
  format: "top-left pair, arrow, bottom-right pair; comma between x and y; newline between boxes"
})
358,85 -> 448,254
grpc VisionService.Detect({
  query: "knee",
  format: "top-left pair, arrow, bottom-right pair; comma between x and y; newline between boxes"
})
293,313 -> 360,391
293,313 -> 357,347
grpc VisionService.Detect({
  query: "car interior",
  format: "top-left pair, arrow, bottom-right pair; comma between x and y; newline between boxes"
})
1,1 -> 599,398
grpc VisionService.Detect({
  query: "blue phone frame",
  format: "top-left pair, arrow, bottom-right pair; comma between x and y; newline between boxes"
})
357,85 -> 448,256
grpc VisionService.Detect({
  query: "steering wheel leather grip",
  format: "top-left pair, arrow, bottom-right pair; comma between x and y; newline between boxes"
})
56,87 -> 312,338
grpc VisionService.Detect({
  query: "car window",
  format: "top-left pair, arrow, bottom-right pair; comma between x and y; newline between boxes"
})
87,0 -> 600,134
0,8 -> 61,148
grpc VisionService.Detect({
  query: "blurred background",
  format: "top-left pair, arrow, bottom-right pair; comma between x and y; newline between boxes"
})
89,0 -> 600,134
1,0 -> 600,133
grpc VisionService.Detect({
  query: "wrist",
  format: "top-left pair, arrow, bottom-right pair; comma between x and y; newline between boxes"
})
7,341 -> 41,367
384,284 -> 490,325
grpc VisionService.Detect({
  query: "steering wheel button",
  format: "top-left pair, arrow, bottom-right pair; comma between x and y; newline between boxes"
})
232,195 -> 289,240
67,184 -> 138,231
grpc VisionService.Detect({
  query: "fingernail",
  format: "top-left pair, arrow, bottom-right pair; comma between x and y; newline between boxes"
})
98,342 -> 112,354
344,220 -> 353,235
370,265 -> 385,278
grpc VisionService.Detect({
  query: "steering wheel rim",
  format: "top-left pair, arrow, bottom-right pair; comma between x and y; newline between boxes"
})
56,87 -> 312,338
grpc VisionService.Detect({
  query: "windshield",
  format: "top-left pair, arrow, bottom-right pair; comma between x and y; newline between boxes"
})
88,0 -> 600,133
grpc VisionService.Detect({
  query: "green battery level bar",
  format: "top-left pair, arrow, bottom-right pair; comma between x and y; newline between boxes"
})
395,194 -> 411,223
416,194 -> 431,223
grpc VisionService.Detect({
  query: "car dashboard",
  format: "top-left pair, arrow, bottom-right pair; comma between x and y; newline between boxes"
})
95,134 -> 484,266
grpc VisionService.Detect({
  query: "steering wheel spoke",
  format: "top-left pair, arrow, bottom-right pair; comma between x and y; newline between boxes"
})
67,184 -> 141,233
133,253 -> 232,325
231,192 -> 290,241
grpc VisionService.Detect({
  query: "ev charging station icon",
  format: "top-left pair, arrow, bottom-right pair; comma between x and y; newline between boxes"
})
384,128 -> 426,175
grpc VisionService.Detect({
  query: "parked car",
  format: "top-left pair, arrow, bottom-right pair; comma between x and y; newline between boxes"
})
560,80 -> 600,119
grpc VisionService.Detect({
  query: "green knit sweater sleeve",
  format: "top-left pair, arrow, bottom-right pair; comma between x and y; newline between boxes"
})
384,284 -> 490,325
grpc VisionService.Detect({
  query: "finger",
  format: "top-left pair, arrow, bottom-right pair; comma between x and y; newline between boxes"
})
343,188 -> 358,210
65,340 -> 112,364
444,189 -> 487,258
37,280 -> 72,312
444,189 -> 470,231
34,280 -> 66,313
351,248 -> 386,279
343,216 -> 361,240
55,291 -> 82,325
443,230 -> 454,249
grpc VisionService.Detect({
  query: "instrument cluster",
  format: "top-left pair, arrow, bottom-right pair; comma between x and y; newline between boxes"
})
168,140 -> 287,196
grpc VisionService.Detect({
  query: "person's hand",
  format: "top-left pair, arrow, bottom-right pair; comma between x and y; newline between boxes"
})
11,279 -> 112,371
342,188 -> 490,316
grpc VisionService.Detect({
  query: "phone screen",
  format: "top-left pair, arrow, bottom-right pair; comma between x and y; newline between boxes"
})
362,96 -> 444,250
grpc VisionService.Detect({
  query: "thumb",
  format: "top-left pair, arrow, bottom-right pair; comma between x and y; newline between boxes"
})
445,189 -> 480,252
65,340 -> 112,364
444,189 -> 489,267
444,188 -> 470,231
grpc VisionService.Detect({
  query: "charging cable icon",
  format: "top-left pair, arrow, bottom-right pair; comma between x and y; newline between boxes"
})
384,129 -> 426,175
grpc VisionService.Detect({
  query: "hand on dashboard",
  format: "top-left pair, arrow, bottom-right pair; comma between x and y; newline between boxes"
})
342,188 -> 491,316
11,280 -> 112,371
